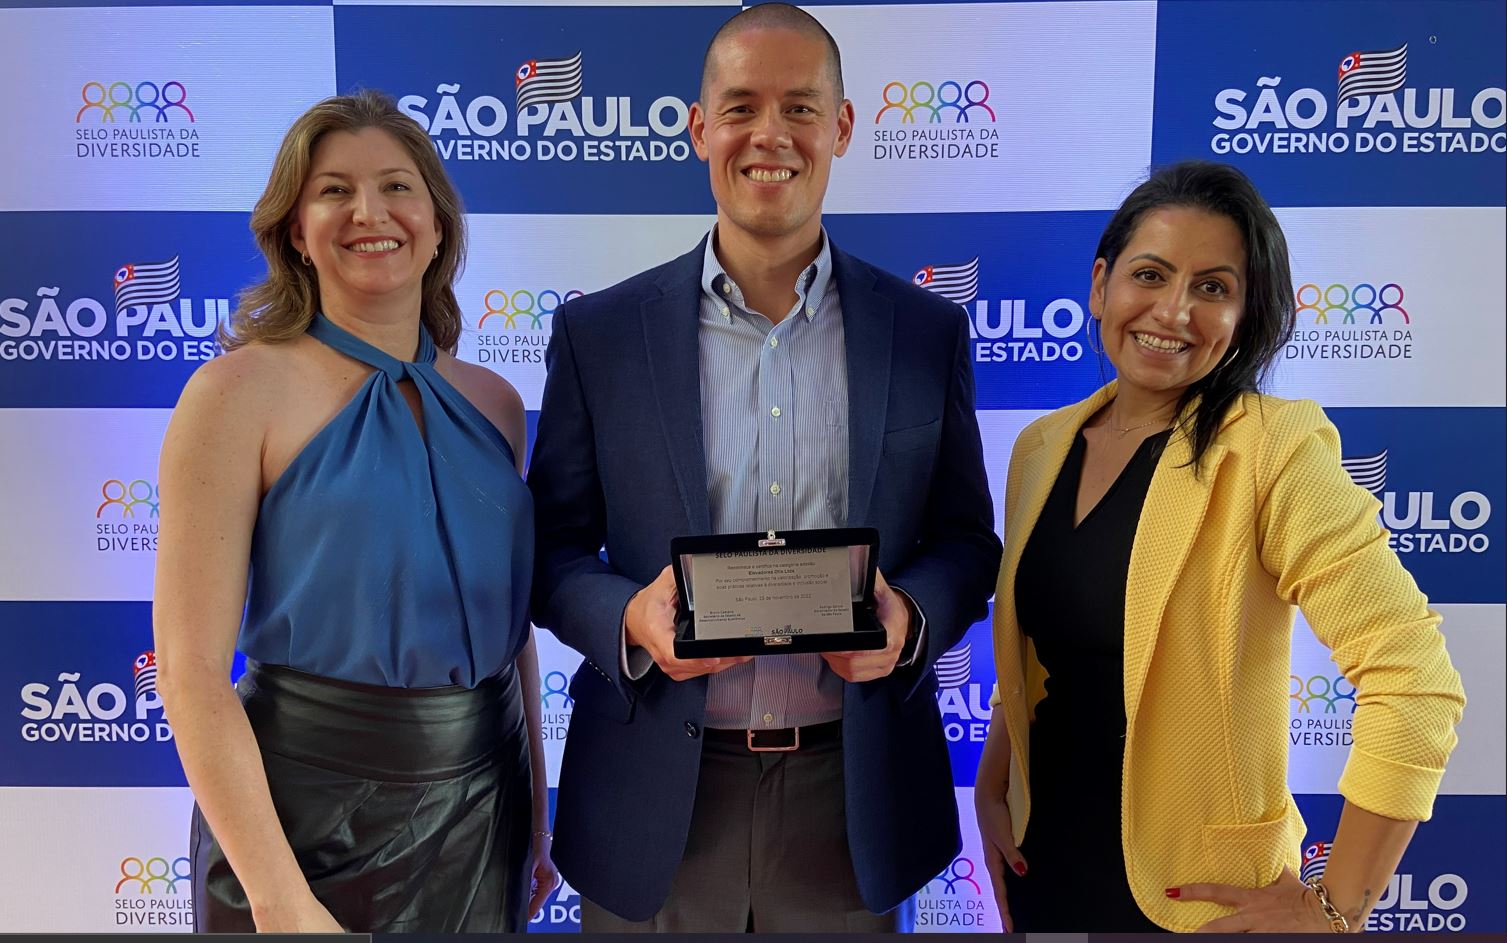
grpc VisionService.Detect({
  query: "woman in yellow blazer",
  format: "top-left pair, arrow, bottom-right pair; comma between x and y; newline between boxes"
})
974,161 -> 1464,933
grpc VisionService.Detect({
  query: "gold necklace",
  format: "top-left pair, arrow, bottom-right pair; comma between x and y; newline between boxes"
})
1110,406 -> 1172,439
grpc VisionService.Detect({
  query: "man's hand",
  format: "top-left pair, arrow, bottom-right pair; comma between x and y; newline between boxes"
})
625,565 -> 749,682
820,570 -> 912,683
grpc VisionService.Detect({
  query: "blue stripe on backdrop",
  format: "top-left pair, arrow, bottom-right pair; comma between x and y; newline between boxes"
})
1325,407 -> 1506,605
746,0 -> 1062,5
1152,0 -> 1507,207
824,212 -> 1115,410
525,409 -> 540,464
1,599 -> 247,787
2,602 -> 182,787
1295,793 -> 1506,933
333,3 -> 728,214
0,0 -> 1501,934
0,1 -> 320,6
0,213 -> 259,409
935,612 -> 996,788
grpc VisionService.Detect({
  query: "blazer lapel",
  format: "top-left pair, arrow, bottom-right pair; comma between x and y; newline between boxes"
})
640,245 -> 712,535
1122,397 -> 1244,730
836,250 -> 893,526
994,385 -> 1112,798
998,384 -> 1115,620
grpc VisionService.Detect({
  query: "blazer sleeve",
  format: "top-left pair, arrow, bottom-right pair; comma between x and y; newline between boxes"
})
1255,399 -> 1465,821
527,303 -> 643,703
888,308 -> 1003,697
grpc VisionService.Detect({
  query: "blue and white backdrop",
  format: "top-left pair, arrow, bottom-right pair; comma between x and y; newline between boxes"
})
0,0 -> 1502,934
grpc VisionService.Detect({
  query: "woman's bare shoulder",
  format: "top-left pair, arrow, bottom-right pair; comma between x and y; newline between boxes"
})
171,338 -> 325,440
436,351 -> 524,424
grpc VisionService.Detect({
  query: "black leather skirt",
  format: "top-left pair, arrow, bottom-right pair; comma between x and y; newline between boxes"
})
190,662 -> 531,933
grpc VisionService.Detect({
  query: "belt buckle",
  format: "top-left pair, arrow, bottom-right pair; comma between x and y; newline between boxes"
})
746,727 -> 800,753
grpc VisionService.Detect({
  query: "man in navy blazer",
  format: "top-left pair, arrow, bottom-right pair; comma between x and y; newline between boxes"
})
528,4 -> 1000,931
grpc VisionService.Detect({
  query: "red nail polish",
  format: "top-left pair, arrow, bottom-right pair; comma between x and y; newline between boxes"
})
1013,861 -> 1027,877
1165,887 -> 1181,899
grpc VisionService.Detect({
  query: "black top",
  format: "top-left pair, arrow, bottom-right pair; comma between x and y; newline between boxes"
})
1017,427 -> 1169,734
1003,426 -> 1170,932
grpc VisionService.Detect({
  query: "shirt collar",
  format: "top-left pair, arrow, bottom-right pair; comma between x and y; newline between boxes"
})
700,225 -> 834,323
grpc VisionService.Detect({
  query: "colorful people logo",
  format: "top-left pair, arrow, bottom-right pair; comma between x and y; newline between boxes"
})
77,82 -> 194,123
1295,283 -> 1409,325
926,856 -> 982,895
97,479 -> 159,518
116,856 -> 191,894
541,670 -> 574,708
479,289 -> 582,330
875,81 -> 995,124
1289,674 -> 1358,714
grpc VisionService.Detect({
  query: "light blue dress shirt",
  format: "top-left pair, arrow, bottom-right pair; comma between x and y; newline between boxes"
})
623,230 -> 925,729
695,230 -> 850,729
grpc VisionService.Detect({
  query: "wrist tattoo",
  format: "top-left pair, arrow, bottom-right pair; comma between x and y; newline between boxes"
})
1345,888 -> 1372,925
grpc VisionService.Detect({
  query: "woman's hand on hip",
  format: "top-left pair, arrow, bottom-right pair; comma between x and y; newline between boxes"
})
1172,865 -> 1337,932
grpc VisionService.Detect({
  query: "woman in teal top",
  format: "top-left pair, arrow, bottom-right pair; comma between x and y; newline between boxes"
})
153,91 -> 556,932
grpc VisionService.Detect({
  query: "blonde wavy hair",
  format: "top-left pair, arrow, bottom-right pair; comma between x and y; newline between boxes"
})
221,90 -> 467,353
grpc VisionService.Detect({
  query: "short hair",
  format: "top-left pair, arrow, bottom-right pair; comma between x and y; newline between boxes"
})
1093,161 -> 1295,472
700,4 -> 845,103
222,89 -> 468,353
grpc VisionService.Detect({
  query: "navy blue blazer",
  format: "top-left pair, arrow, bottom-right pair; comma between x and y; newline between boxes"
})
527,236 -> 1001,920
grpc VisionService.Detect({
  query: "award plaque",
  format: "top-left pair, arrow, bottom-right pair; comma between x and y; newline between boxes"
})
670,527 -> 885,658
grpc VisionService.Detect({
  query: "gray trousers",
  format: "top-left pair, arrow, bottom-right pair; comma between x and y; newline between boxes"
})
581,732 -> 909,933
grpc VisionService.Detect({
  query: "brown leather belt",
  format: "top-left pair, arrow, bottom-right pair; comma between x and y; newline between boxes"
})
703,719 -> 842,753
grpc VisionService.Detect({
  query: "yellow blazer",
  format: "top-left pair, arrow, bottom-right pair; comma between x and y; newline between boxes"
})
990,382 -> 1464,932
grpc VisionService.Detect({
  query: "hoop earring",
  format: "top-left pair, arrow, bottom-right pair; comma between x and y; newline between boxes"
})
1218,347 -> 1242,371
300,252 -> 311,267
1086,317 -> 1102,355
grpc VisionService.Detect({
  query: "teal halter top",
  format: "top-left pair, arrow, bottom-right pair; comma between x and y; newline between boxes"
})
237,314 -> 533,688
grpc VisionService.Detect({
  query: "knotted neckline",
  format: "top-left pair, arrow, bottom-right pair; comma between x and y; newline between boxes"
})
307,312 -> 437,380
241,309 -> 531,688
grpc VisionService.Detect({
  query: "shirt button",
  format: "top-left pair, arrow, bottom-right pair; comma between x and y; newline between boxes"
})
720,282 -> 731,295
806,306 -> 815,317
770,406 -> 781,418
769,337 -> 779,348
770,481 -> 782,495
762,712 -> 775,725
684,721 -> 699,738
